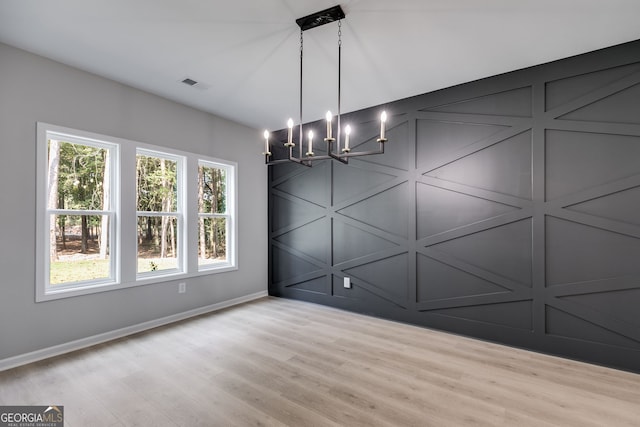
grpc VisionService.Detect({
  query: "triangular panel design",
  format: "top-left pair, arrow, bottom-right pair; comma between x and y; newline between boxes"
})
332,162 -> 397,205
345,253 -> 408,304
417,254 -> 511,302
286,277 -> 327,294
545,62 -> 640,111
416,120 -> 509,169
416,183 -> 517,239
332,275 -> 407,309
421,87 -> 532,117
545,130 -> 640,201
271,161 -> 303,182
566,186 -> 640,226
558,83 -> 640,124
272,246 -> 322,284
428,301 -> 533,331
333,221 -> 398,265
430,219 -> 532,286
274,161 -> 328,207
546,217 -> 640,286
271,194 -> 324,232
338,183 -> 409,239
274,218 -> 327,263
426,131 -> 532,199
351,121 -> 410,171
546,306 -> 640,349
561,288 -> 640,329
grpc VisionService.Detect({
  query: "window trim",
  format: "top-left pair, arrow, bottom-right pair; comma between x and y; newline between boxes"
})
135,148 -> 185,279
197,159 -> 237,272
36,124 -> 121,301
36,122 -> 238,302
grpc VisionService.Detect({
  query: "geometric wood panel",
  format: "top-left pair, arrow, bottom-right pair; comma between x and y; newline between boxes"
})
430,300 -> 533,331
426,130 -> 532,199
421,86 -> 533,117
270,39 -> 640,373
565,186 -> 640,226
560,288 -> 640,328
546,216 -> 640,286
545,130 -> 640,201
416,253 -> 511,302
416,183 -> 518,239
344,253 -> 409,308
332,161 -> 397,205
274,218 -> 327,264
338,183 -> 410,239
545,306 -> 640,350
271,246 -> 322,285
415,120 -> 509,169
270,194 -> 324,232
558,82 -> 640,124
545,62 -> 640,111
429,219 -> 533,286
332,220 -> 398,265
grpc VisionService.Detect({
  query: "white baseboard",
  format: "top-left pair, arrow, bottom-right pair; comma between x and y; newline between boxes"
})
0,290 -> 268,372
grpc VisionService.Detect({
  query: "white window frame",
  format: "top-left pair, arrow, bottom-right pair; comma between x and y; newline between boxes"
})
36,123 -> 238,302
36,123 -> 121,301
135,148 -> 185,279
197,159 -> 236,272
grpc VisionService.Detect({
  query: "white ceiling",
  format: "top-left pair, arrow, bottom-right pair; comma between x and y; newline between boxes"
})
2,0 -> 640,131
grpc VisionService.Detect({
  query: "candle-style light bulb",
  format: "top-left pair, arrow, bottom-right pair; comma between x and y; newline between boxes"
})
344,124 -> 351,150
307,130 -> 314,155
287,118 -> 294,145
325,111 -> 333,140
263,130 -> 270,154
380,111 -> 387,140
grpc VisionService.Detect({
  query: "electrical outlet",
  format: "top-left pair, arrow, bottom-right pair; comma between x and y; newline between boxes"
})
343,277 -> 351,289
178,282 -> 186,294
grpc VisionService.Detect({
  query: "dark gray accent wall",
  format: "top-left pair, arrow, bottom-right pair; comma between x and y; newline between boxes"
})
268,39 -> 640,373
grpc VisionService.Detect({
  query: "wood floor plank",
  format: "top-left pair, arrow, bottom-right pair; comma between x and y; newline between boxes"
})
1,296 -> 639,426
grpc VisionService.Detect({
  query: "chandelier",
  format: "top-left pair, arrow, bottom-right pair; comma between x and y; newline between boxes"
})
263,5 -> 388,167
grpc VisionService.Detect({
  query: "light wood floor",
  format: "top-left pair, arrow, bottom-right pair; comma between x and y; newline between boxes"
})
1,297 -> 639,426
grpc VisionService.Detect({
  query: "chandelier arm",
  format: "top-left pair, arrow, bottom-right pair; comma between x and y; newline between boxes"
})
327,139 -> 348,164
299,154 -> 332,162
337,143 -> 385,158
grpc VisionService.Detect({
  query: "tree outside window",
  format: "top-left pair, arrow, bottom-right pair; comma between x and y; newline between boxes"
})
46,138 -> 115,286
198,162 -> 229,268
136,150 -> 182,275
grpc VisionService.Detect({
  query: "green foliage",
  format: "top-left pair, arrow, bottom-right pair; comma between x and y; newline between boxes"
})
55,141 -> 106,211
137,154 -> 177,212
199,165 -> 226,214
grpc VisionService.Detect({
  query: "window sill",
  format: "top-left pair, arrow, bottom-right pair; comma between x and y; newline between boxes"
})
37,264 -> 239,302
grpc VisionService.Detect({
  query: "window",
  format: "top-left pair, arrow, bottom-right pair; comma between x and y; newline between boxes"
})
37,129 -> 119,297
198,161 -> 234,270
36,123 -> 237,301
136,150 -> 183,276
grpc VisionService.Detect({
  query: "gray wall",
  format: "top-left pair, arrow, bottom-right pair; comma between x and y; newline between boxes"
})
0,42 -> 267,361
269,39 -> 640,373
